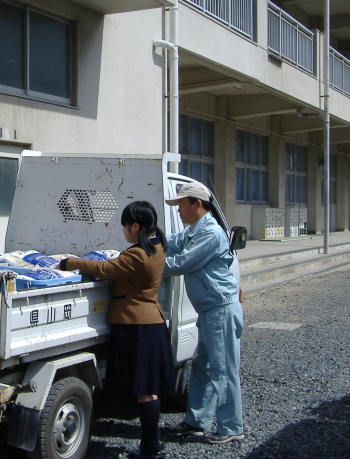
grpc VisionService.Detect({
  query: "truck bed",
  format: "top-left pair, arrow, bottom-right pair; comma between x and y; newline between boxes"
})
0,279 -> 112,369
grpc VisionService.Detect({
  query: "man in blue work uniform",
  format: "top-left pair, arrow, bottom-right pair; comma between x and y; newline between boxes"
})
163,181 -> 244,444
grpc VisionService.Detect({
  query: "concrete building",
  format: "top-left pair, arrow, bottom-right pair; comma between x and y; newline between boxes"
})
1,0 -> 350,249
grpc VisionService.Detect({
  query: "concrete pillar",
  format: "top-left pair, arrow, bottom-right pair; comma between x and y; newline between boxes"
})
256,0 -> 268,47
307,144 -> 323,233
336,154 -> 349,231
214,97 -> 234,220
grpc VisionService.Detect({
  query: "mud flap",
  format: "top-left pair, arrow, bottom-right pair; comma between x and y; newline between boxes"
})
7,404 -> 41,451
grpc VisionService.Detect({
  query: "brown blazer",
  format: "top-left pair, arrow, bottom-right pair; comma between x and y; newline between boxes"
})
65,243 -> 166,324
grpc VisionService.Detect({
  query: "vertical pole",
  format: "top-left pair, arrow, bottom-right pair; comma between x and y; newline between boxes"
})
169,0 -> 179,174
323,0 -> 330,253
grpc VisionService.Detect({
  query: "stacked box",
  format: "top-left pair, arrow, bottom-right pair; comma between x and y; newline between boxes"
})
252,207 -> 285,240
274,208 -> 285,238
285,207 -> 307,236
285,207 -> 299,237
299,208 -> 307,235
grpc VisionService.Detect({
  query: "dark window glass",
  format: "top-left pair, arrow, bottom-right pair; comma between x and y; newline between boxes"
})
236,130 -> 268,203
285,143 -> 290,170
290,175 -> 295,203
285,174 -> 290,203
29,11 -> 70,98
245,168 -> 250,201
301,147 -> 307,172
251,169 -> 259,201
178,114 -> 214,188
236,130 -> 244,162
260,136 -> 268,166
245,132 -> 251,163
0,2 -> 24,90
202,163 -> 214,188
189,118 -> 201,156
286,142 -> 307,204
301,177 -> 307,203
179,158 -> 188,176
295,145 -> 301,172
0,2 -> 71,103
0,157 -> 18,216
179,114 -> 188,152
260,171 -> 268,201
290,144 -> 295,171
190,161 -> 201,182
251,134 -> 259,165
295,175 -> 301,203
236,168 -> 244,201
202,121 -> 214,157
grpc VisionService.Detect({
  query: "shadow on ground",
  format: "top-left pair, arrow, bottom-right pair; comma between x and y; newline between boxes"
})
245,395 -> 350,459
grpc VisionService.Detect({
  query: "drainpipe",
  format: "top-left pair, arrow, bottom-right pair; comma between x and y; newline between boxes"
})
323,0 -> 330,254
153,0 -> 179,173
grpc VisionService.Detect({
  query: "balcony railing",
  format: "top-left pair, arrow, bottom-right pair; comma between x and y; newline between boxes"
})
184,0 -> 253,40
268,1 -> 314,74
330,47 -> 350,97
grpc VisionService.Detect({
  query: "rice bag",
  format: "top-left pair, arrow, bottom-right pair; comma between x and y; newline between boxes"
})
1,250 -> 59,268
50,253 -> 79,261
81,250 -> 120,261
17,269 -> 76,281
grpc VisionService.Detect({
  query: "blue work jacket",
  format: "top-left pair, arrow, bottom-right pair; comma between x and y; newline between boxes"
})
164,213 -> 239,313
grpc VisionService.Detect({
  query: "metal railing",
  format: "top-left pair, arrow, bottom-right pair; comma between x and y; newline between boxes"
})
268,1 -> 314,74
329,47 -> 350,97
183,0 -> 253,40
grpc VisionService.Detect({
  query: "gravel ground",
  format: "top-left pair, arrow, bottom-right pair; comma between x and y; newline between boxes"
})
1,269 -> 350,458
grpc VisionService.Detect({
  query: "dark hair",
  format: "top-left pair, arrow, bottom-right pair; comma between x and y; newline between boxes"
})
121,201 -> 167,256
187,196 -> 213,212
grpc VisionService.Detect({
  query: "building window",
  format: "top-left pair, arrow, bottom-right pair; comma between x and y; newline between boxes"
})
0,0 -> 72,105
178,114 -> 214,189
285,142 -> 308,205
236,129 -> 268,203
0,155 -> 18,216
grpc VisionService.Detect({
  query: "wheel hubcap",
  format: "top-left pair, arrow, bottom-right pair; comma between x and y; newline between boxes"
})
53,398 -> 85,458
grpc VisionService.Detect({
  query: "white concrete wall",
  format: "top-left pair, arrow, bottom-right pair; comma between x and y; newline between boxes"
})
0,1 -> 165,156
178,1 -> 323,113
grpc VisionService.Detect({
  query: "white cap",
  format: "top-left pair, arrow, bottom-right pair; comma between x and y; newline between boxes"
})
165,181 -> 211,206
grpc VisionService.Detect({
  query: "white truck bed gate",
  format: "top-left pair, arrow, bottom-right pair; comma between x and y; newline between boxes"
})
0,280 -> 111,369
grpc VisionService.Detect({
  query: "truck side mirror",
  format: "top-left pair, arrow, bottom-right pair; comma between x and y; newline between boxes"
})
230,226 -> 247,251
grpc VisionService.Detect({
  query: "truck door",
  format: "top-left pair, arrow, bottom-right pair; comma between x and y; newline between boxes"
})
165,176 -> 242,367
166,178 -> 198,367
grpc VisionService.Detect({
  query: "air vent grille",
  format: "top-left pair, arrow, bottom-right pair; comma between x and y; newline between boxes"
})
58,190 -> 118,223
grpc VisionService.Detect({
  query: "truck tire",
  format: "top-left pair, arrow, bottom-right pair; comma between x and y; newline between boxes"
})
27,377 -> 93,459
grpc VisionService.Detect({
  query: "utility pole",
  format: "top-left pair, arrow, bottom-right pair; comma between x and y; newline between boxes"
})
323,0 -> 330,254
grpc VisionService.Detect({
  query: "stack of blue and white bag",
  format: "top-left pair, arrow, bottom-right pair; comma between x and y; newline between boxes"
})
0,249 -> 120,290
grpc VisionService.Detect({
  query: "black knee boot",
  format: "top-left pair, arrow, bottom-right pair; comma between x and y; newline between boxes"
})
137,399 -> 164,457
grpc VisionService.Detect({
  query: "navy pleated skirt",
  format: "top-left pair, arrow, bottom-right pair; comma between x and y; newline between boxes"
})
104,322 -> 175,396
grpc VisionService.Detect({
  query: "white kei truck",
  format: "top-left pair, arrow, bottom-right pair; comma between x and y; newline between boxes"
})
0,151 -> 246,459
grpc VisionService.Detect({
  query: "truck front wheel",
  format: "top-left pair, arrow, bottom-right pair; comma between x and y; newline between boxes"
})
28,377 -> 93,459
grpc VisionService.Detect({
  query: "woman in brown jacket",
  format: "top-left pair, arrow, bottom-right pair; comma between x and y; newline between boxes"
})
57,201 -> 174,459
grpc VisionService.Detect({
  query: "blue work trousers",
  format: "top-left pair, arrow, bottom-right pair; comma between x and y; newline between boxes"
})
184,302 -> 244,436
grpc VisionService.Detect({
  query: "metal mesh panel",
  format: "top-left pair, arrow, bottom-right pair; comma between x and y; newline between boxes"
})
58,189 -> 118,223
